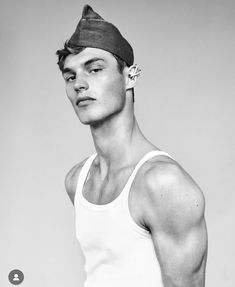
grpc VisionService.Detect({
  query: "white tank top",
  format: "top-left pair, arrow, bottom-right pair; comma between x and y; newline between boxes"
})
75,150 -> 173,287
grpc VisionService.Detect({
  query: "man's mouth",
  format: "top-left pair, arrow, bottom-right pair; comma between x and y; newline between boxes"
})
76,96 -> 96,106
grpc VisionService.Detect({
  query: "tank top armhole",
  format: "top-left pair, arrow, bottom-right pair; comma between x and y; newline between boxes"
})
74,153 -> 97,207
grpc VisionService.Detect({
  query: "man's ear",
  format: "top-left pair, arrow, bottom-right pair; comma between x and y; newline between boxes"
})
126,64 -> 141,90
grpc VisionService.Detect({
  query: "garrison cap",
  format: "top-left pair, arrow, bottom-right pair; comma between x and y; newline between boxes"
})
68,4 -> 134,66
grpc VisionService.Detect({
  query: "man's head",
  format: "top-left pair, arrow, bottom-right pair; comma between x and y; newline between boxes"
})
56,5 -> 140,125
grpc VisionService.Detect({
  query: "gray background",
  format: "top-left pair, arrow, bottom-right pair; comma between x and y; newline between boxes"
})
0,0 -> 235,286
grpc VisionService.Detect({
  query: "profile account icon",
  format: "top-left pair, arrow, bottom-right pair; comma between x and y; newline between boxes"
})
8,269 -> 24,285
13,274 -> 20,281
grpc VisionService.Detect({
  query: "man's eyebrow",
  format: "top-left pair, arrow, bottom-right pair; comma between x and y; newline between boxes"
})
62,67 -> 74,75
84,57 -> 106,67
62,58 -> 106,75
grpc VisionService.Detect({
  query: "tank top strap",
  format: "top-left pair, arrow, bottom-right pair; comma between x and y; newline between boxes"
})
75,153 -> 97,201
121,150 -> 174,200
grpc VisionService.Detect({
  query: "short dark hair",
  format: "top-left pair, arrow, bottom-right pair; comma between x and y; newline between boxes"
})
56,41 -> 126,73
56,41 -> 134,102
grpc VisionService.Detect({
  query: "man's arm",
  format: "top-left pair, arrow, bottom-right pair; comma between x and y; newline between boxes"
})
65,158 -> 88,205
144,161 -> 207,287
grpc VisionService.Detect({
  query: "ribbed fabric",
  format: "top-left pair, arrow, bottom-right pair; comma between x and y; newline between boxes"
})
75,150 -> 173,287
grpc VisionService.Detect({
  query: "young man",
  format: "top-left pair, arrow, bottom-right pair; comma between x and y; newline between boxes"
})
57,5 -> 207,287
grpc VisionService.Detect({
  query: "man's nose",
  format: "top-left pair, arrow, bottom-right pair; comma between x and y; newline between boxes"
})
73,76 -> 89,92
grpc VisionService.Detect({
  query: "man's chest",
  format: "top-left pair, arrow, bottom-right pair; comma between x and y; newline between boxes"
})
82,166 -> 148,229
83,166 -> 133,204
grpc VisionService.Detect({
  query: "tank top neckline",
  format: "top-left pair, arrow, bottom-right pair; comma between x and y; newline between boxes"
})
76,149 -> 172,211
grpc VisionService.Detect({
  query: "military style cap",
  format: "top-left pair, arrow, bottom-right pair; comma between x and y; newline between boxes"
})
68,4 -> 134,66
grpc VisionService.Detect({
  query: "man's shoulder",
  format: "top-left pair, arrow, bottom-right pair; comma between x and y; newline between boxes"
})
142,154 -> 204,197
65,157 -> 89,204
138,155 -> 205,232
144,155 -> 190,189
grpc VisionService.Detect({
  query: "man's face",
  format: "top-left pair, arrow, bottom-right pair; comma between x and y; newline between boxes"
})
62,48 -> 127,125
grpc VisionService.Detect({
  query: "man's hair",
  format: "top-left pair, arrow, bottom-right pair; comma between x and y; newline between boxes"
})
56,41 -> 135,102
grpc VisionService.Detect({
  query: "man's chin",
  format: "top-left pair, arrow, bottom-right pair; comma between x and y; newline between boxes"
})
77,116 -> 101,126
78,116 -> 107,128
76,109 -> 119,127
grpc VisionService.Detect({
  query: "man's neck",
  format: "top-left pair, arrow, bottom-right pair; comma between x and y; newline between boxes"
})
89,113 -> 154,178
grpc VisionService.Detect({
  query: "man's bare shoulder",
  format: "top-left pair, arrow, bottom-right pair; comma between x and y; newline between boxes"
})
140,155 -> 205,233
65,157 -> 89,205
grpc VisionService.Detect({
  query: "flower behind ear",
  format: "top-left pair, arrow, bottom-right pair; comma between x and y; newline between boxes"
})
128,64 -> 141,80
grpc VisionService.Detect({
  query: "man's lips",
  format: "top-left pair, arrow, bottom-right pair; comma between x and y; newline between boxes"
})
76,96 -> 95,106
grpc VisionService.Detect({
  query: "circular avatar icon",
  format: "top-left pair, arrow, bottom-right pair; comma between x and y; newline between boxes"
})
8,269 -> 24,285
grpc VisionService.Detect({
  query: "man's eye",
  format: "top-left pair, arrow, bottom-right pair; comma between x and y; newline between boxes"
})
65,75 -> 75,82
89,68 -> 103,74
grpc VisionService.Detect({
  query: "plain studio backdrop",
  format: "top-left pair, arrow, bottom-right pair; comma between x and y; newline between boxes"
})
0,0 -> 234,286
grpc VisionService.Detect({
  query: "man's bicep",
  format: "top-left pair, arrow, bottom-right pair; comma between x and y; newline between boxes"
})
152,217 -> 207,287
